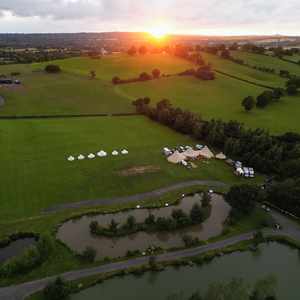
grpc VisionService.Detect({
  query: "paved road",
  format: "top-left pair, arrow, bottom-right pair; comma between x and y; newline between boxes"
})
44,180 -> 227,213
1,205 -> 298,300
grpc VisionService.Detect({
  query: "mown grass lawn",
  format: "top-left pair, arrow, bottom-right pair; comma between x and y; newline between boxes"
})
46,53 -> 194,81
200,51 -> 285,88
0,116 -> 254,222
232,51 -> 300,76
119,75 -> 300,134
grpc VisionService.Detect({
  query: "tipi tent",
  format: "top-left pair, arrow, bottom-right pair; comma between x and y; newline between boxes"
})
182,148 -> 201,159
112,150 -> 119,156
198,146 -> 214,159
216,152 -> 226,160
67,156 -> 75,162
78,154 -> 85,160
88,153 -> 96,159
121,149 -> 129,155
167,151 -> 186,164
97,151 -> 107,157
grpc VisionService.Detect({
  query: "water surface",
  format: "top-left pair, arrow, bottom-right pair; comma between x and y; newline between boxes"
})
0,238 -> 37,263
72,243 -> 300,300
57,194 -> 230,259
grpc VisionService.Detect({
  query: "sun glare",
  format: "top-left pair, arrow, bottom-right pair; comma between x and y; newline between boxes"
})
148,26 -> 169,39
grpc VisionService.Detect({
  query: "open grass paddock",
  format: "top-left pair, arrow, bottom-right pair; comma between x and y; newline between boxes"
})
45,53 -> 194,81
118,74 -> 300,134
0,52 -> 299,223
0,116 -> 250,221
232,51 -> 300,76
0,64 -> 133,116
200,51 -> 285,88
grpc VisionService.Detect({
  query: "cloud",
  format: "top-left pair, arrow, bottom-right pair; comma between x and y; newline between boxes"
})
0,0 -> 299,34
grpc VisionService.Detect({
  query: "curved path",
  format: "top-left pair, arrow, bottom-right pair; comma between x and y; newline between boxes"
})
44,180 -> 228,213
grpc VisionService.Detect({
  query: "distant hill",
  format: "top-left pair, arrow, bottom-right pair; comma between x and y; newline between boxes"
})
0,32 -> 300,49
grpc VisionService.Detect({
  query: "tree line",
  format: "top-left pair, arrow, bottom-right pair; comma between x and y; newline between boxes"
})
0,49 -> 78,65
90,196 -> 211,237
133,98 -> 300,176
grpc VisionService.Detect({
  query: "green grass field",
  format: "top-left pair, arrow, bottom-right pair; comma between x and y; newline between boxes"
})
200,51 -> 285,88
118,74 -> 300,134
45,54 -> 194,81
232,51 -> 300,76
0,54 -> 192,116
283,54 -> 300,63
0,116 -> 251,222
0,63 -> 133,116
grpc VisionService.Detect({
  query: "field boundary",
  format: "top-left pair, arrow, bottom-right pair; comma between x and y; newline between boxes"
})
280,57 -> 300,66
214,69 -> 276,90
0,112 -> 141,120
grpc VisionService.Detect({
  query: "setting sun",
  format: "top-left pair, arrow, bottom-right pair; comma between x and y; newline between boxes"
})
148,25 -> 169,39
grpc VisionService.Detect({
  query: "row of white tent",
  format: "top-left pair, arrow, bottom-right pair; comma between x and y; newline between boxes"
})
67,149 -> 129,162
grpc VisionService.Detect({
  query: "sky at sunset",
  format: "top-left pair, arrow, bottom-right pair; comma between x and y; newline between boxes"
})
0,0 -> 299,35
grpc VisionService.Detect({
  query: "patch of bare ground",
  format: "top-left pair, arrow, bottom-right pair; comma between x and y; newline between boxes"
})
117,165 -> 161,176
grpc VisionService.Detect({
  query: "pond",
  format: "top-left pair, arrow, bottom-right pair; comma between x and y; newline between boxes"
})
57,194 -> 231,259
0,238 -> 37,263
71,243 -> 300,300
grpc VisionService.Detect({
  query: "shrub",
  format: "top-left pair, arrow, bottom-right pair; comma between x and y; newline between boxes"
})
45,64 -> 61,73
242,96 -> 255,112
44,277 -> 71,300
81,246 -> 97,263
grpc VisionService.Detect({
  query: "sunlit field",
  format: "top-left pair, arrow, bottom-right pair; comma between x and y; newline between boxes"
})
200,51 -> 285,88
232,50 -> 300,76
0,116 -> 249,221
47,53 -> 194,81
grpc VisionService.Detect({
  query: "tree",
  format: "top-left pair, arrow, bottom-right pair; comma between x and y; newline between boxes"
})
242,96 -> 255,112
182,234 -> 199,247
190,204 -> 203,224
126,215 -> 137,229
145,214 -> 156,225
45,64 -> 61,73
89,70 -> 96,79
256,91 -> 273,108
43,277 -> 70,300
112,76 -> 121,85
202,191 -> 211,207
220,49 -> 231,59
89,221 -> 99,234
139,45 -> 148,55
225,185 -> 259,216
152,68 -> 161,79
81,246 -> 97,263
139,72 -> 152,81
109,219 -> 118,232
286,84 -> 298,95
127,46 -> 137,56
272,88 -> 284,100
